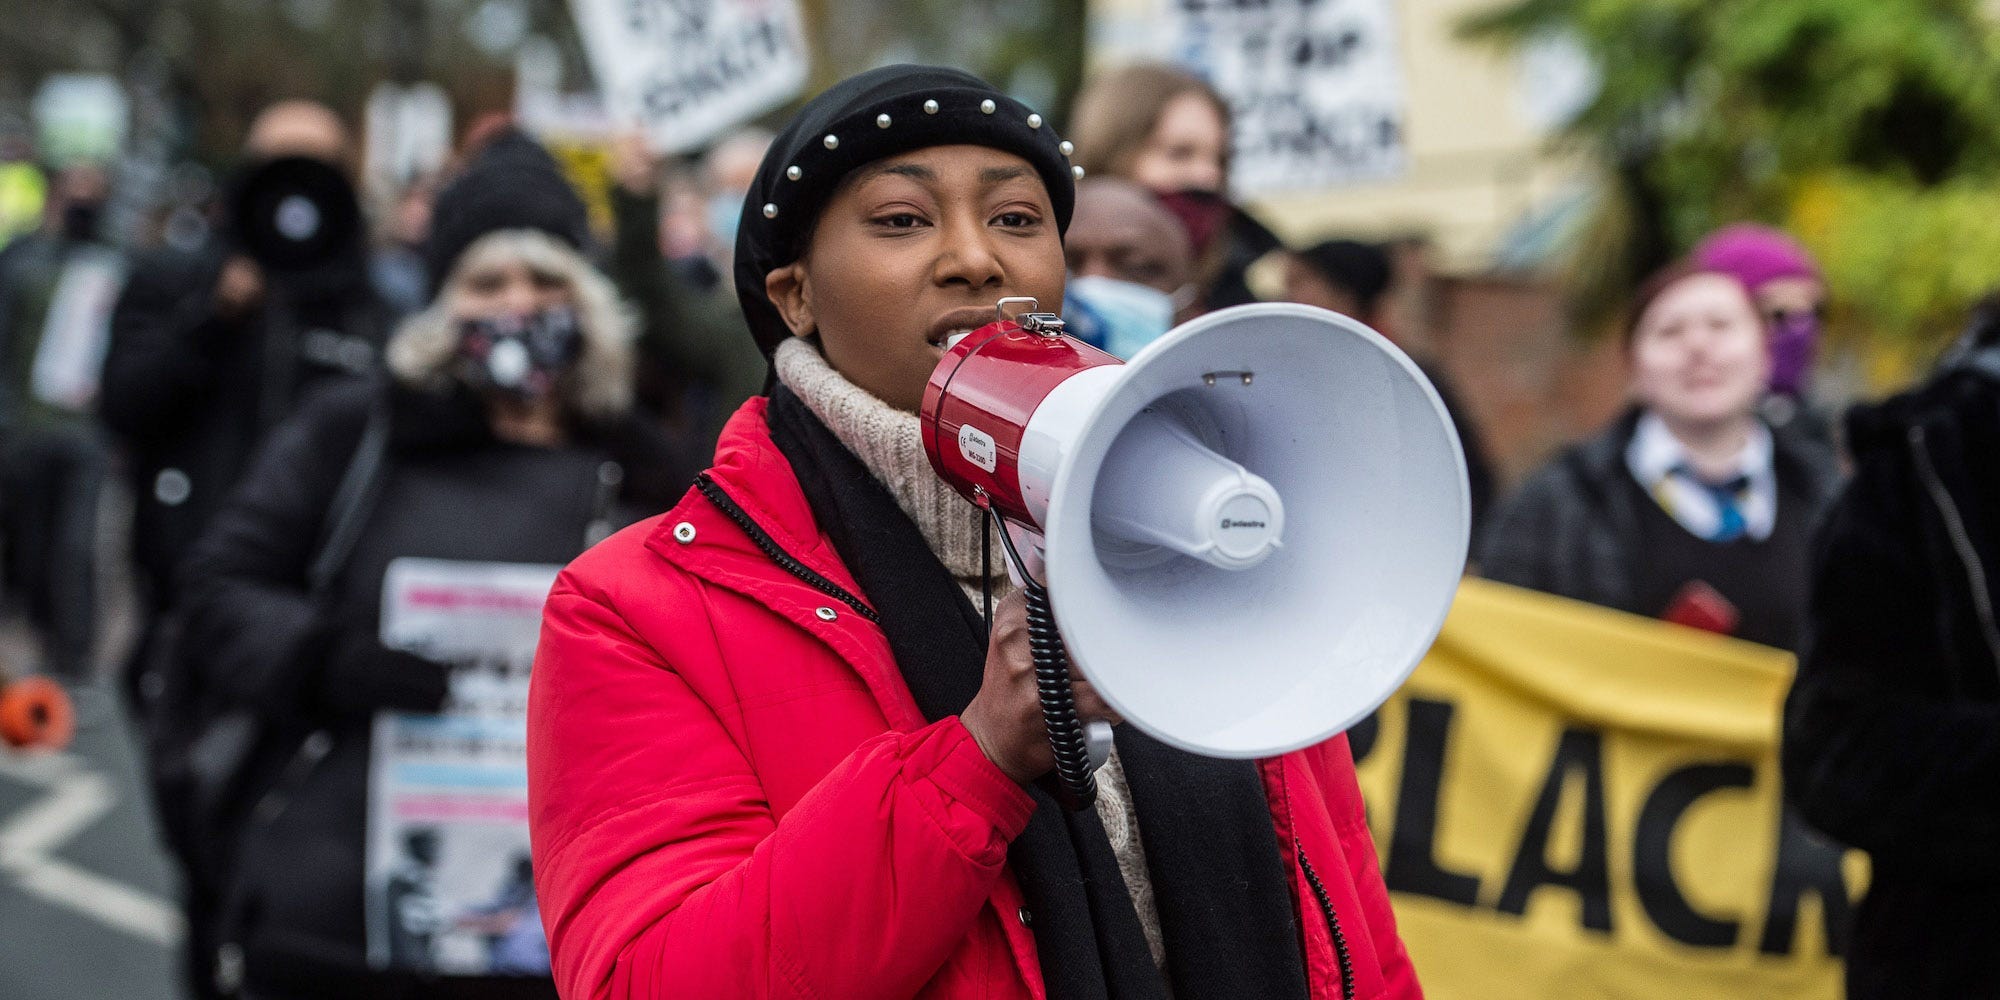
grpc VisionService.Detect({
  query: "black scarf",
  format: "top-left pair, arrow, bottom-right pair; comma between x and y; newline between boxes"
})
766,386 -> 1309,1000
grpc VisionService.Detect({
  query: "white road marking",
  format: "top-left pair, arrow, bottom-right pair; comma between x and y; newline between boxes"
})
0,748 -> 184,947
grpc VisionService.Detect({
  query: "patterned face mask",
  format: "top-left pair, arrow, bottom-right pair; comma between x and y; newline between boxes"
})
456,305 -> 584,401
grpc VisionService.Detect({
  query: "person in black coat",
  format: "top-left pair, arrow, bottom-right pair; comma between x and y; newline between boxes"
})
102,102 -> 396,616
175,129 -> 694,999
1783,306 -> 2000,999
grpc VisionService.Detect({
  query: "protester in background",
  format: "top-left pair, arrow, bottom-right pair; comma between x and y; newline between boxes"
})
370,171 -> 439,317
1285,238 -> 1495,544
1783,297 -> 2000,999
529,64 -> 1420,1000
687,128 -> 773,289
101,100 -> 400,678
1067,62 -> 1279,311
0,162 -> 122,680
1692,223 -> 1831,437
607,131 -> 769,457
1481,263 -> 1841,651
104,105 -> 406,995
1061,176 -> 1195,357
176,129 -> 690,1000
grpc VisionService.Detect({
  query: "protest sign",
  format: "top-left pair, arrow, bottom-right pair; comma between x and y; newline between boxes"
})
31,245 -> 124,412
1089,0 -> 1409,198
570,0 -> 809,154
366,558 -> 561,976
1353,578 -> 1864,998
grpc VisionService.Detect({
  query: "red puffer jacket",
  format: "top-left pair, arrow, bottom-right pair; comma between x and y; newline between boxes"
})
528,398 -> 1423,1000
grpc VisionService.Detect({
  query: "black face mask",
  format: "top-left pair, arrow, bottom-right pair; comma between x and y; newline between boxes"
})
61,202 -> 102,242
455,306 -> 584,402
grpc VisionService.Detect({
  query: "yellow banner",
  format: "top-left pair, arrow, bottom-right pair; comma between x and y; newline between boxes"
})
1353,579 -> 1866,999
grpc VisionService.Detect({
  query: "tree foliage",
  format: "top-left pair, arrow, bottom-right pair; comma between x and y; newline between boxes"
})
1463,0 -> 2000,351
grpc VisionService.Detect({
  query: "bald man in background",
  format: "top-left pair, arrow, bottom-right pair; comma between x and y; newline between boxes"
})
1058,178 -> 1198,357
100,100 -> 401,1000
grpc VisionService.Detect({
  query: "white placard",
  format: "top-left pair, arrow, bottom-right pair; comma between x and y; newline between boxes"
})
1092,0 -> 1409,198
31,246 -> 125,412
365,558 -> 561,976
569,0 -> 809,154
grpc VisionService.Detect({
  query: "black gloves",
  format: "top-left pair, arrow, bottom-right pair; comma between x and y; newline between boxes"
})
311,628 -> 452,718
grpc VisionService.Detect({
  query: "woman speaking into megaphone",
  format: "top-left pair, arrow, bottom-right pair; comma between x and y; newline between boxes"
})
527,65 -> 1422,1000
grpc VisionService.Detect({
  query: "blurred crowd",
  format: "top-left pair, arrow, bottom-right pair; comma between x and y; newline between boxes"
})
0,58 -> 1993,1000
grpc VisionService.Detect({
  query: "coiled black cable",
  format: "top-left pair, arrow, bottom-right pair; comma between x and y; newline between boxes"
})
983,502 -> 1099,810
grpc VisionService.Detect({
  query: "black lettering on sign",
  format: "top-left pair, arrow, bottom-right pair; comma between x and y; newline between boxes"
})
1496,726 -> 1613,933
625,0 -> 709,39
1759,807 -> 1853,957
1383,698 -> 1482,906
638,18 -> 786,122
1634,762 -> 1753,947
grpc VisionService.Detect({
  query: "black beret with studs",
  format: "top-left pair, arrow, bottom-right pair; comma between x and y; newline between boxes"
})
733,64 -> 1082,358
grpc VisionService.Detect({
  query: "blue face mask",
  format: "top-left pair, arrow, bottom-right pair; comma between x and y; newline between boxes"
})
708,194 -> 743,250
1064,275 -> 1179,360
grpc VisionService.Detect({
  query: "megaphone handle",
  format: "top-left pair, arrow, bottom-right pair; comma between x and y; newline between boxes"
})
979,500 -> 1101,811
1022,572 -> 1100,811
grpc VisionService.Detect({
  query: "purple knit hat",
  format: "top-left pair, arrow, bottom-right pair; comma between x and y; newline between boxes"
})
1692,224 -> 1823,397
1691,224 -> 1820,293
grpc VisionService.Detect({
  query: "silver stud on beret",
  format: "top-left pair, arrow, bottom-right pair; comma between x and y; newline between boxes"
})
1027,113 -> 1043,129
980,99 -> 996,115
823,134 -> 839,150
786,165 -> 802,181
876,113 -> 892,129
924,99 -> 940,115
1072,165 -> 1086,180
763,202 -> 779,218
1059,140 -> 1074,156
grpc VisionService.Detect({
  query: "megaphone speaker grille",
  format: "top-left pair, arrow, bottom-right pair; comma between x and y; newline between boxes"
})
1043,303 -> 1469,758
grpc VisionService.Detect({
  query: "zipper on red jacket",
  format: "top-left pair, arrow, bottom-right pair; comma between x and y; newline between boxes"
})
1296,838 -> 1355,1000
693,473 -> 881,624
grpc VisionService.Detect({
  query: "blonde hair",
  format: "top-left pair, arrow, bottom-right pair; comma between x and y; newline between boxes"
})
1068,63 -> 1232,183
386,229 -> 636,422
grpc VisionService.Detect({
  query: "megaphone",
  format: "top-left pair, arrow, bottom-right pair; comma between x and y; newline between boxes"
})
922,299 -> 1468,803
225,155 -> 367,292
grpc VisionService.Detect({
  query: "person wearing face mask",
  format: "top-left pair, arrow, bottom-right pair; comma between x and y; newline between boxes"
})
1693,224 -> 1833,442
173,129 -> 692,1000
1068,62 -> 1281,313
0,162 -> 122,682
527,64 -> 1421,1000
1060,177 -> 1195,358
1480,263 -> 1842,651
1284,238 -> 1496,547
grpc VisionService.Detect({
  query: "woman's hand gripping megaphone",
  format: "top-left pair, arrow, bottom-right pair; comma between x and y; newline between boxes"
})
961,589 -> 1122,788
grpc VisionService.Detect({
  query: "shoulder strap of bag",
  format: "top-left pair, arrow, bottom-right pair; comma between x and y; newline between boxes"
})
307,390 -> 391,596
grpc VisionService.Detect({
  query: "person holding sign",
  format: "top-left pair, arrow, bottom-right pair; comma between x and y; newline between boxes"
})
528,64 -> 1420,1000
176,129 -> 691,1000
1480,263 -> 1842,651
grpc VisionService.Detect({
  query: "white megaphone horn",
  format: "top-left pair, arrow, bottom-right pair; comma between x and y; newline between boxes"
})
921,300 -> 1469,807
